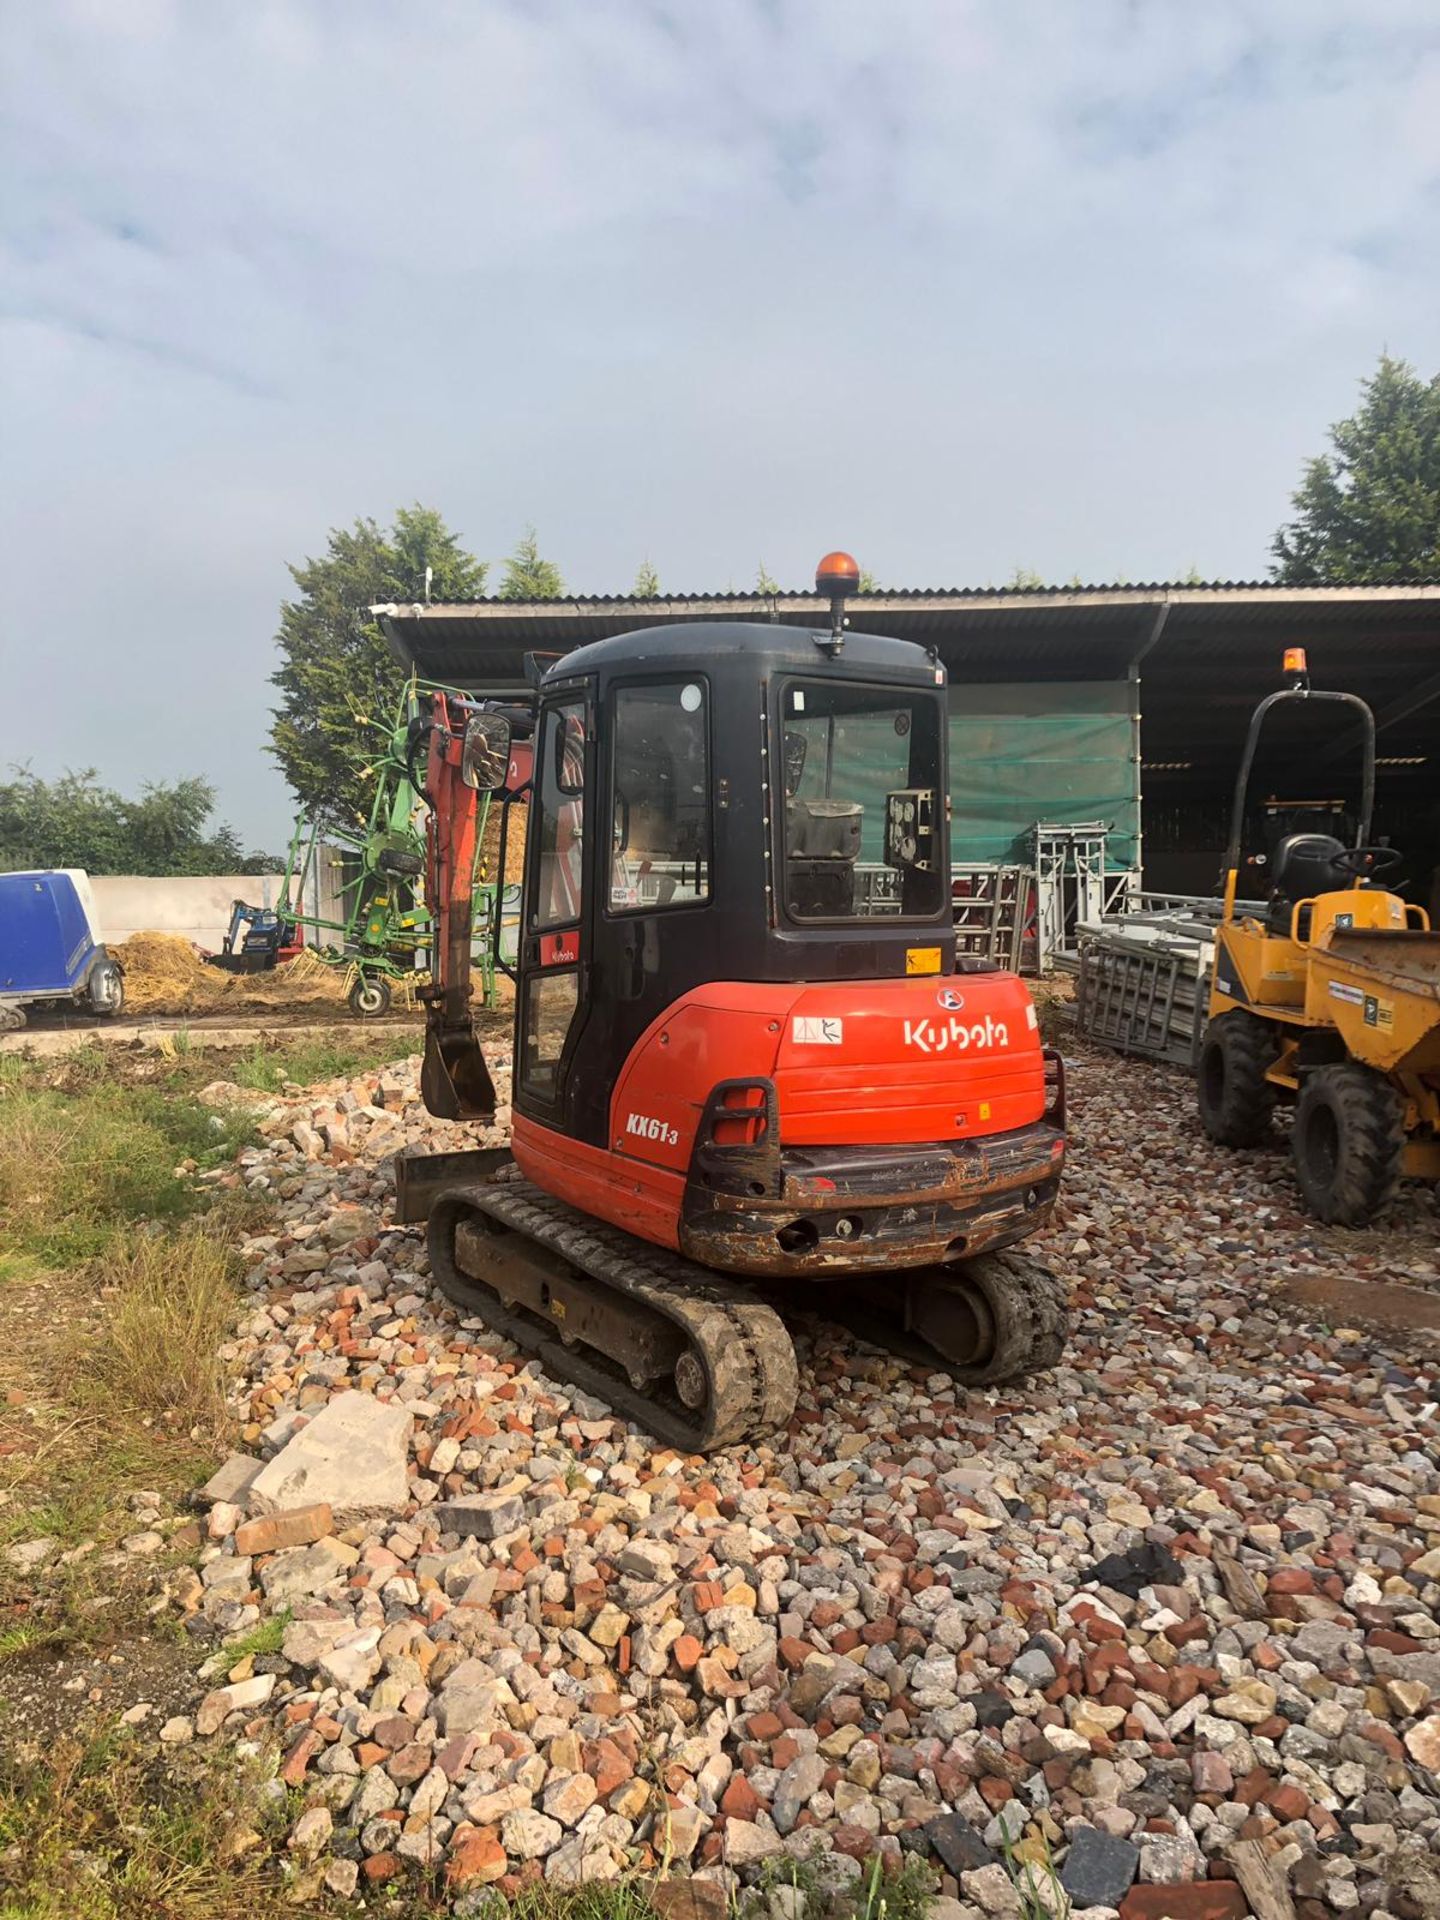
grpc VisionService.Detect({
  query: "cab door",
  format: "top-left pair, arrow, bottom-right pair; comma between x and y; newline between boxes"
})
515,688 -> 591,1124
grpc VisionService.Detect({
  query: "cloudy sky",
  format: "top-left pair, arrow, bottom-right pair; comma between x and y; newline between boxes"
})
3,0 -> 1438,849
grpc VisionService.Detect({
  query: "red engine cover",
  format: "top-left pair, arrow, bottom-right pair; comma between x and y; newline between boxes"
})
511,975 -> 1048,1255
612,975 -> 1043,1167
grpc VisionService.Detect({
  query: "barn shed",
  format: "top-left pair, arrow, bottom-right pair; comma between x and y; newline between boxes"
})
375,581 -> 1439,922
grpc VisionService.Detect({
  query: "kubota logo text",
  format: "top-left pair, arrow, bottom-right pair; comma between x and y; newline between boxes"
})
904,1014 -> 1009,1054
625,1112 -> 680,1146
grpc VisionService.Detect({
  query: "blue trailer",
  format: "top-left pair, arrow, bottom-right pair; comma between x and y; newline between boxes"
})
0,870 -> 125,1032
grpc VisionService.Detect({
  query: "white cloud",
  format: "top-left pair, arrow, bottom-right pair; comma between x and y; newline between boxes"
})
1,0 -> 1437,841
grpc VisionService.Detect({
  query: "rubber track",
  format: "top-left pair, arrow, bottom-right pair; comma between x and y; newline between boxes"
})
428,1180 -> 799,1450
832,1250 -> 1071,1386
972,1249 -> 1070,1381
427,1173 -> 1071,1449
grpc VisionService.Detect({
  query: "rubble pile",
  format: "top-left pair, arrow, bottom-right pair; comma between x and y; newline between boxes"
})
155,1047 -> 1440,1911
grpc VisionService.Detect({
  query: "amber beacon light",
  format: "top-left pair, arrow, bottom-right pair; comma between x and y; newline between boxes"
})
816,549 -> 861,653
1283,645 -> 1310,689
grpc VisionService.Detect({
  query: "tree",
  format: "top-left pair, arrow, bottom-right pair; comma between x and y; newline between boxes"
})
1271,354 -> 1440,584
632,559 -> 661,597
1007,566 -> 1047,590
498,526 -> 566,600
0,767 -> 277,875
857,569 -> 878,593
269,505 -> 486,827
755,561 -> 780,594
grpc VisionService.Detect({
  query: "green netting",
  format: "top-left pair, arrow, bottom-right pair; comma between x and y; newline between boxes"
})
790,710 -> 919,862
948,682 -> 1138,867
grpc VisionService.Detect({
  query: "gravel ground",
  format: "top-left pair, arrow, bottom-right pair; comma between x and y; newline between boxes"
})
29,1042 -> 1439,1914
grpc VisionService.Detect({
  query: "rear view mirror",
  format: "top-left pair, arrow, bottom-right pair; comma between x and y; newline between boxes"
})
462,712 -> 512,791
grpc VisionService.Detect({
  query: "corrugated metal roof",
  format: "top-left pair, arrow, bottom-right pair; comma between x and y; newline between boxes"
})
373,582 -> 1440,778
379,578 -> 1439,607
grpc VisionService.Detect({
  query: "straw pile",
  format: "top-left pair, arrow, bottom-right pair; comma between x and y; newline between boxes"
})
113,932 -> 232,1013
113,933 -> 350,1016
241,944 -> 349,1010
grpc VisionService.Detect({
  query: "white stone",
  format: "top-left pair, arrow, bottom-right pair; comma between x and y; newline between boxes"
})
248,1390 -> 411,1522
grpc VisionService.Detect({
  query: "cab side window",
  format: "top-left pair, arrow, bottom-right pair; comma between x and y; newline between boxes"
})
531,701 -> 586,931
609,681 -> 712,912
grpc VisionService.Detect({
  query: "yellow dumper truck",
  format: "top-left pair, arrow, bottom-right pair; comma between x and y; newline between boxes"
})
1197,648 -> 1440,1226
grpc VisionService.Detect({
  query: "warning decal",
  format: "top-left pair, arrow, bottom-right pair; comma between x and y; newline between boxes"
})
792,1016 -> 843,1045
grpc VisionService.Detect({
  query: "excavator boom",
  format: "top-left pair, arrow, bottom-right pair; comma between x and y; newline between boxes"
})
418,692 -> 500,1121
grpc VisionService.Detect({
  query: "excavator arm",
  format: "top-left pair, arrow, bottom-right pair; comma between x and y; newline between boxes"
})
417,692 -> 514,1121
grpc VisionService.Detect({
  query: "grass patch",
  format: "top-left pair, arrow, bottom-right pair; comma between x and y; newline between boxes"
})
475,1887 -> 665,1920
228,1030 -> 417,1094
0,1219 -> 247,1662
69,1228 -> 239,1439
216,1610 -> 290,1669
0,1732 -> 295,1919
0,1619 -> 61,1666
746,1851 -> 938,1920
0,1080 -> 255,1268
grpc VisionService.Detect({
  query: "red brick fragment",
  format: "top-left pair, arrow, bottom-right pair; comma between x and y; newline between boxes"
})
1266,1783 -> 1310,1823
446,1827 -> 506,1888
831,1826 -> 876,1861
1120,1885 -> 1248,1920
721,1775 -> 761,1821
280,1729 -> 322,1787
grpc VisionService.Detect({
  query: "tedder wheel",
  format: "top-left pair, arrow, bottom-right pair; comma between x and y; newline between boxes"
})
1291,1064 -> 1406,1227
1197,1010 -> 1276,1147
348,974 -> 391,1018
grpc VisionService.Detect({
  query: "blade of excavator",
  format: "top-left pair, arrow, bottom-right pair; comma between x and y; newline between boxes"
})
421,1021 -> 498,1122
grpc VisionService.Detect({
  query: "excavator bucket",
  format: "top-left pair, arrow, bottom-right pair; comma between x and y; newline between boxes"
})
421,1019 -> 498,1122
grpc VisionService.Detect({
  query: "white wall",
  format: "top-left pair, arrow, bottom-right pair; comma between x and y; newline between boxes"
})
88,852 -> 347,952
89,874 -> 288,951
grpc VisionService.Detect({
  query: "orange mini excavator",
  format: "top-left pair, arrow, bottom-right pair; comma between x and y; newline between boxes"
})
395,554 -> 1070,1447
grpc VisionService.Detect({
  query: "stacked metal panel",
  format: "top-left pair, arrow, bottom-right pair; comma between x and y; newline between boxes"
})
1065,893 -> 1264,1068
952,863 -> 1035,971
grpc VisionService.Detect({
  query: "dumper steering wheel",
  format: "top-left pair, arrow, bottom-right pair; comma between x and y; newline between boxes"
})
1334,845 -> 1403,879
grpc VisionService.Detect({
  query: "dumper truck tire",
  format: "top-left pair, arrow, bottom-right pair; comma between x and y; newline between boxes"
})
1198,1011 -> 1276,1148
1292,1064 -> 1405,1227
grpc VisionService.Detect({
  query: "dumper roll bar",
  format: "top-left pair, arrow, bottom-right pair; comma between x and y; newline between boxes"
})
1221,685 -> 1376,922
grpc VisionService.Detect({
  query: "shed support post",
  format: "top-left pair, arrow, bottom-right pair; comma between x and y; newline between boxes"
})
1127,600 -> 1172,897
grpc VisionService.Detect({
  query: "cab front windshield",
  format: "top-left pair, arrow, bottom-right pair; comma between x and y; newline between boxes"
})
779,679 -> 945,921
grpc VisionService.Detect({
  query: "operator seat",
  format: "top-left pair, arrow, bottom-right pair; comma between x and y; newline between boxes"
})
1266,832 -> 1352,936
786,799 -> 862,917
